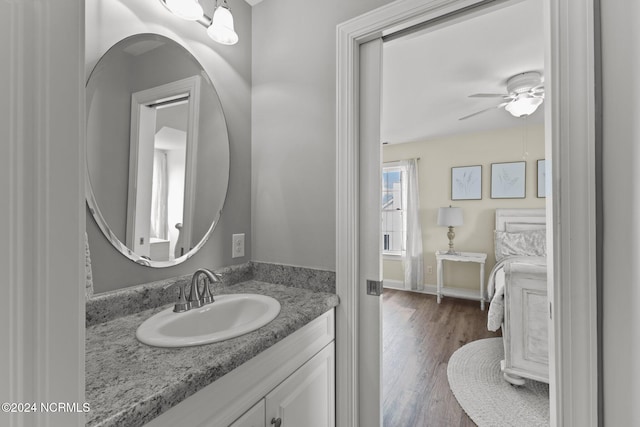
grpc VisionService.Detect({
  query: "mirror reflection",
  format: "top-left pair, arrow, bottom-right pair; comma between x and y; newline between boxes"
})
135,98 -> 189,261
86,34 -> 230,267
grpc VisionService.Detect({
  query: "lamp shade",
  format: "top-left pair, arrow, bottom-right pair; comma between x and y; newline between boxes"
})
437,207 -> 463,227
207,3 -> 239,45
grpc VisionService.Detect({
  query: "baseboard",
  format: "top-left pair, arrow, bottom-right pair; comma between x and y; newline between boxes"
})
383,280 -> 483,301
383,280 -> 437,295
382,279 -> 405,290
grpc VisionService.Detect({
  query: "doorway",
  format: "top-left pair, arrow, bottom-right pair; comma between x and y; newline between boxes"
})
127,76 -> 201,261
380,1 -> 549,423
336,0 -> 598,426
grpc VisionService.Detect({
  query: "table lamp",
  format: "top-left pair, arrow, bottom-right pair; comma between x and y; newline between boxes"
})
437,206 -> 463,255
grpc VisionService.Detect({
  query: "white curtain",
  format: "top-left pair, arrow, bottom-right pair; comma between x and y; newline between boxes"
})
150,149 -> 169,240
402,159 -> 424,291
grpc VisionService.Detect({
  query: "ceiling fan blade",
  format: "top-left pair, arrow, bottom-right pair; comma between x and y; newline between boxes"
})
468,93 -> 510,98
459,102 -> 509,121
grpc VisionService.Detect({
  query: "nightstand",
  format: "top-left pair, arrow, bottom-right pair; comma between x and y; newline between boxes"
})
435,251 -> 488,310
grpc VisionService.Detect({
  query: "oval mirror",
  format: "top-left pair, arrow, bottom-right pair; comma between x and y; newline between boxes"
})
86,34 -> 230,267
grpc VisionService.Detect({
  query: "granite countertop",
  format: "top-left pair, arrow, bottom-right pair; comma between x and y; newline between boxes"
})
85,280 -> 339,427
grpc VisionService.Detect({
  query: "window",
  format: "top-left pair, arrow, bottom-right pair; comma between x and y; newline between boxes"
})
382,162 -> 407,256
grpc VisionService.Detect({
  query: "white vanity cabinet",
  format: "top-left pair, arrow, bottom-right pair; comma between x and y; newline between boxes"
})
230,342 -> 335,427
146,309 -> 335,427
264,342 -> 335,427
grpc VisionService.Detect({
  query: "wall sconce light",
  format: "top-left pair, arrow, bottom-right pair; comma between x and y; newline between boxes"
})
437,206 -> 463,255
207,0 -> 239,45
159,0 -> 239,45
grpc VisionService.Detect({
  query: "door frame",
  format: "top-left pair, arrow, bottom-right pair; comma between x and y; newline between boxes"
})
126,75 -> 202,258
335,0 -> 599,426
2,1 -> 86,426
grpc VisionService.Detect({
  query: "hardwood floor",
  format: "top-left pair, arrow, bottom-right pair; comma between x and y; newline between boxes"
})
382,288 -> 501,427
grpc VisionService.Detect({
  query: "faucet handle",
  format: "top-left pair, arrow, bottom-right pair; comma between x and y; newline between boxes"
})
163,281 -> 190,313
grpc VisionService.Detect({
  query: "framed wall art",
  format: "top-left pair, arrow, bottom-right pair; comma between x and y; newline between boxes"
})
451,165 -> 482,200
491,161 -> 526,199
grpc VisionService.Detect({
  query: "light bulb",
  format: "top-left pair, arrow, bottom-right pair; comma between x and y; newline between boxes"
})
207,5 -> 239,45
162,0 -> 203,21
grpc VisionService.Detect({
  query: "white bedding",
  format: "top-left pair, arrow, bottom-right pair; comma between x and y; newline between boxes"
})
487,256 -> 547,331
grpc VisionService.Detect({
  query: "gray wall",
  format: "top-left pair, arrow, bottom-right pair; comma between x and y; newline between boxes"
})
601,1 -> 640,424
251,0 -> 391,270
86,0 -> 252,292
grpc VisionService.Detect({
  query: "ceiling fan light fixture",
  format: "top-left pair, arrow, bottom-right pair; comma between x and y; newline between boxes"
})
160,0 -> 204,21
506,71 -> 543,94
460,71 -> 545,121
505,95 -> 543,118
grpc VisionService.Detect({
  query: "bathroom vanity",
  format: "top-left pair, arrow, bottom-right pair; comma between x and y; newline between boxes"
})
85,278 -> 338,427
149,310 -> 334,427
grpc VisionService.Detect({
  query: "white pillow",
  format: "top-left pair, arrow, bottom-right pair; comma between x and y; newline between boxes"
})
494,229 -> 546,261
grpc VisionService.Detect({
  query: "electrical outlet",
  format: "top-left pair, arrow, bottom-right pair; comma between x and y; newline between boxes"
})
232,233 -> 245,258
427,265 -> 433,275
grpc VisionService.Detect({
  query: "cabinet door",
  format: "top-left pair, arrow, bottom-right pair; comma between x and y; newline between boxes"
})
229,399 -> 266,427
265,342 -> 335,427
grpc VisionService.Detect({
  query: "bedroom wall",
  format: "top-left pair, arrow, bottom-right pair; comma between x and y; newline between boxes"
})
382,124 -> 545,291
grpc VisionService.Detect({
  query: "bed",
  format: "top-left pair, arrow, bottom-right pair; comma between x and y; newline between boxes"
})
487,208 -> 549,385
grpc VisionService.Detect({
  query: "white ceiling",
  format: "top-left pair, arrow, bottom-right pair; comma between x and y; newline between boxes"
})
381,0 -> 544,145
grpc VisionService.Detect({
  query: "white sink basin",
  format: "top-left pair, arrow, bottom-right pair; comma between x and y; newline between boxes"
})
136,294 -> 281,348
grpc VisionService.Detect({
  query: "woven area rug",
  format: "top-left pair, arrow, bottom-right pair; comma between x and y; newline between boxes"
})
447,337 -> 549,427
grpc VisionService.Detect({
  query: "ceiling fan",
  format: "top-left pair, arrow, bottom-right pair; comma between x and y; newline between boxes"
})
459,71 -> 545,120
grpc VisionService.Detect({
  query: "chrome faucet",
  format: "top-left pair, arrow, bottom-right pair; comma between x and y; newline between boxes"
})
165,268 -> 222,313
188,268 -> 219,309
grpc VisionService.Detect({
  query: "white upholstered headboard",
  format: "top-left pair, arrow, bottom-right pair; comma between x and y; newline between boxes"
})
495,208 -> 546,232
